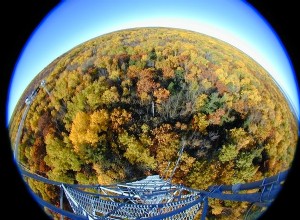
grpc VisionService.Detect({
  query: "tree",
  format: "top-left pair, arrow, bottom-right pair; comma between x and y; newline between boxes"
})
64,92 -> 88,129
173,153 -> 196,183
127,65 -> 142,79
136,68 -> 158,103
44,134 -> 82,183
152,124 -> 180,174
234,149 -> 262,183
202,92 -> 225,114
218,144 -> 239,163
30,136 -> 49,174
69,110 -> 109,150
92,163 -> 114,185
118,131 -> 156,169
208,108 -> 226,125
110,107 -> 132,132
84,78 -> 109,110
75,172 -> 98,185
187,159 -> 218,190
153,88 -> 170,104
69,111 -> 90,147
27,179 -> 59,203
162,66 -> 175,79
229,127 -> 254,150
101,86 -> 120,105
38,110 -> 56,137
194,94 -> 208,112
192,113 -> 209,133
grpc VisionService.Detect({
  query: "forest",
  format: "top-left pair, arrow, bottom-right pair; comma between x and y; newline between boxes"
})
9,27 -> 298,219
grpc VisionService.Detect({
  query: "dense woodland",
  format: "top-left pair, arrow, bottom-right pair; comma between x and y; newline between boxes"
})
9,27 -> 298,219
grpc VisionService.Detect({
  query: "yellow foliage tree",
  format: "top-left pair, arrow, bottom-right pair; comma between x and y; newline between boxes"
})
93,163 -> 114,185
192,113 -> 209,133
195,94 -> 208,111
69,110 -> 109,151
101,86 -> 120,104
152,124 -> 181,175
229,127 -> 254,150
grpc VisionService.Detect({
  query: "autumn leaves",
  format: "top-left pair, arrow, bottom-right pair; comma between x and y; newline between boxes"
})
9,28 -> 298,219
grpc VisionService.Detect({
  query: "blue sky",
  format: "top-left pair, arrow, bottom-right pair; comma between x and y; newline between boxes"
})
6,0 -> 299,126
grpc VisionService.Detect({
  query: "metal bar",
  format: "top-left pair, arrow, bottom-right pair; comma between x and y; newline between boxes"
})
203,188 -> 281,203
60,186 -> 64,220
201,197 -> 208,220
213,170 -> 289,192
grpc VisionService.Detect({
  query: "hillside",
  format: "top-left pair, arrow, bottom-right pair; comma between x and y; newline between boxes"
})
8,27 -> 298,219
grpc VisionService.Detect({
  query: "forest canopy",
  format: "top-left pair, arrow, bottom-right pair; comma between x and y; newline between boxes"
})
9,27 -> 298,219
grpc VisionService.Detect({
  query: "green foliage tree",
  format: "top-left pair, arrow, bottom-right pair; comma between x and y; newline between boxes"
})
218,144 -> 239,163
44,134 -> 82,183
118,131 -> 156,170
187,159 -> 218,190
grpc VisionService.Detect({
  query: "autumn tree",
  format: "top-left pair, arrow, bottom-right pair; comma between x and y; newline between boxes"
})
136,68 -> 158,104
110,107 -> 132,132
151,124 -> 181,175
9,27 -> 298,220
118,131 -> 156,170
30,136 -> 49,174
187,159 -> 218,190
44,134 -> 82,183
153,88 -> 170,104
69,110 -> 109,151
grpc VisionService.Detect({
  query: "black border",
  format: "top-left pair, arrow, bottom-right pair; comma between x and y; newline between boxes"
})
1,2 -> 59,219
1,1 -> 299,219
246,1 -> 300,219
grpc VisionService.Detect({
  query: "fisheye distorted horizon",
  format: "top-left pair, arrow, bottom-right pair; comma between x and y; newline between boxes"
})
6,0 -> 300,126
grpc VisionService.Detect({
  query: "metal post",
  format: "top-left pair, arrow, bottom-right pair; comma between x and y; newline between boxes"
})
201,197 -> 209,220
60,185 -> 64,220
